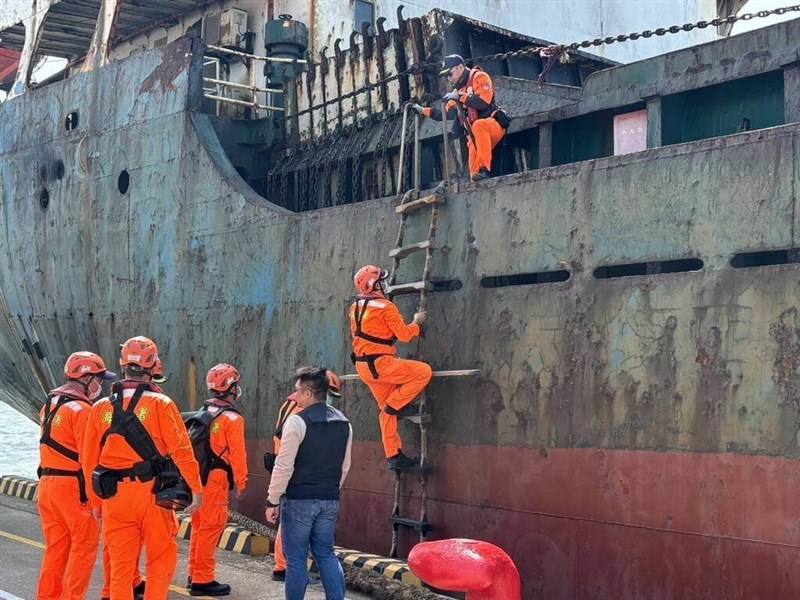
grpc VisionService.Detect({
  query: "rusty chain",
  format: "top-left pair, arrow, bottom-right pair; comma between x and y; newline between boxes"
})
471,3 -> 800,63
292,4 -> 800,119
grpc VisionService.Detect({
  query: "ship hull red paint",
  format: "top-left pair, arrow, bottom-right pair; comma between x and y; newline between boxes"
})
325,442 -> 800,599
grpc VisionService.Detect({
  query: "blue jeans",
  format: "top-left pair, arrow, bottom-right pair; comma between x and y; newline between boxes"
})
281,498 -> 345,600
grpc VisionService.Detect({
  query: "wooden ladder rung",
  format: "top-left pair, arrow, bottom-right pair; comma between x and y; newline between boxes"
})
395,192 -> 445,214
340,369 -> 481,381
401,413 -> 432,425
389,240 -> 433,259
384,280 -> 431,295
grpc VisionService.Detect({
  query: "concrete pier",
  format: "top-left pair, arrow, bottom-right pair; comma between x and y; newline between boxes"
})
0,494 -> 372,600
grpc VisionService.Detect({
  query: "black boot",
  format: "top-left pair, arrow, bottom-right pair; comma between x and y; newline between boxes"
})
271,569 -> 286,581
103,580 -> 145,600
387,451 -> 420,471
190,580 -> 231,596
472,167 -> 491,181
383,403 -> 418,418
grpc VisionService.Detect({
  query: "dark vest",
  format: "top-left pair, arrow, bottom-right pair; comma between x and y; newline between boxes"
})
286,402 -> 350,500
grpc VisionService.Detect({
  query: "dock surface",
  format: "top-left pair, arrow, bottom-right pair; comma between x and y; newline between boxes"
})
0,494 -> 372,600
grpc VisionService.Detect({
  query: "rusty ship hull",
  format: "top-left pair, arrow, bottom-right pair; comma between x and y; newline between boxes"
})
3,8 -> 800,599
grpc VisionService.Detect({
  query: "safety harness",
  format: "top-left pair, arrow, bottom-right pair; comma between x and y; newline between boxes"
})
38,394 -> 90,503
274,398 -> 298,440
99,382 -> 166,481
463,66 -> 497,124
352,297 -> 396,379
90,382 -> 189,509
185,403 -> 239,490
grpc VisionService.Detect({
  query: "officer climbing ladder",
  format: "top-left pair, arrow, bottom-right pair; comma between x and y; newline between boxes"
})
344,91 -> 479,558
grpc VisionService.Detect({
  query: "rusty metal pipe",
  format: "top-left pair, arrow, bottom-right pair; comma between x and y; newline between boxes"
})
203,94 -> 284,111
203,77 -> 283,94
413,111 -> 421,190
396,103 -> 412,194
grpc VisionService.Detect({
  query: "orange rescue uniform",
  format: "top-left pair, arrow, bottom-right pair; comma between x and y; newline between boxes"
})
423,67 -> 505,177
270,395 -> 302,572
36,383 -> 100,600
101,379 -> 169,599
188,401 -> 248,585
101,545 -> 143,599
349,295 -> 432,458
82,381 -> 202,600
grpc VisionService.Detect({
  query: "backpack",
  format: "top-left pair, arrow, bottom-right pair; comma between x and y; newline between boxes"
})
184,404 -> 238,489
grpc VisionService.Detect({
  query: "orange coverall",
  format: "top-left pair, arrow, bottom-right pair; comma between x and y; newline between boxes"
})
188,401 -> 248,585
101,545 -> 143,599
82,382 -> 202,600
101,379 -> 169,599
270,395 -> 302,572
36,384 -> 100,600
423,67 -> 505,177
349,295 -> 432,458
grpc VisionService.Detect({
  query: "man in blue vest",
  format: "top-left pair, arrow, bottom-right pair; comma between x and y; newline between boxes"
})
266,366 -> 352,600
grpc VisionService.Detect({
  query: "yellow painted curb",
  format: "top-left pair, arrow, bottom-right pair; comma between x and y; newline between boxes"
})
308,546 -> 422,588
177,515 -> 269,556
0,476 -> 269,556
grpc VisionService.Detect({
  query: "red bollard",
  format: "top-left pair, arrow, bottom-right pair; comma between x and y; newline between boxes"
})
408,538 -> 521,600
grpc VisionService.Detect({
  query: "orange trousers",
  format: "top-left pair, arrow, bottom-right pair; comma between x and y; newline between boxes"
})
356,355 -> 432,458
36,476 -> 100,600
466,117 -> 505,177
273,525 -> 287,572
188,469 -> 229,584
101,544 -> 143,598
103,480 -> 178,600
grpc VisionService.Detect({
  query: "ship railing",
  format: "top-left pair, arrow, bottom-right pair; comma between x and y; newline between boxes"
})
202,45 -> 305,118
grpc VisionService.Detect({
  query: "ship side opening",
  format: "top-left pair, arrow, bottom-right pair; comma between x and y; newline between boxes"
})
593,258 -> 704,279
731,248 -> 800,269
481,270 -> 570,287
430,279 -> 463,292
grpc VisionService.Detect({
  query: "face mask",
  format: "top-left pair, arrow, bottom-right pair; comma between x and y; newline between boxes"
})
87,377 -> 103,401
235,385 -> 242,400
326,393 -> 333,406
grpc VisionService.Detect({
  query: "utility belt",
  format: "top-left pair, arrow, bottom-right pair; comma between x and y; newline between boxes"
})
91,457 -> 164,498
492,108 -> 511,130
38,466 -> 88,504
351,353 -> 391,379
207,455 -> 235,490
92,456 -> 189,510
463,106 -> 511,129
